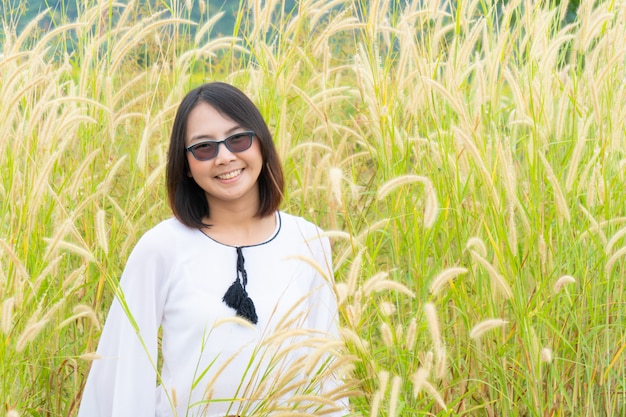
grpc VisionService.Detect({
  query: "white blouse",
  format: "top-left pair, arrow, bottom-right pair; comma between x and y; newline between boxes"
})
78,212 -> 348,417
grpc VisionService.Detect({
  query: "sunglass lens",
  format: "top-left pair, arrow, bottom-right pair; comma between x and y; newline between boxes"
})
192,142 -> 217,160
226,133 -> 253,152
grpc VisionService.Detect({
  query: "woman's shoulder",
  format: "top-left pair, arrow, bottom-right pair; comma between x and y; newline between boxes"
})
132,217 -> 197,254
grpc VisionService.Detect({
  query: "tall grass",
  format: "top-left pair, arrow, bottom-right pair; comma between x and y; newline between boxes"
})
1,0 -> 625,415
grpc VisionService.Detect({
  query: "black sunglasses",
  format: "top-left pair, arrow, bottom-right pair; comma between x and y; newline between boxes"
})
186,131 -> 255,161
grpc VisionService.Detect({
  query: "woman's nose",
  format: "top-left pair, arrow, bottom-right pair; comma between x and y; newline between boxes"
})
213,142 -> 237,164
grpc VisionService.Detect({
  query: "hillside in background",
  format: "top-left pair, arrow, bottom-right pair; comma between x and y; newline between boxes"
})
1,0 -> 296,36
1,0 -> 581,38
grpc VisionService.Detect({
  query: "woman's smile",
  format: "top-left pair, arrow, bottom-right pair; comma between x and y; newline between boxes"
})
216,169 -> 243,180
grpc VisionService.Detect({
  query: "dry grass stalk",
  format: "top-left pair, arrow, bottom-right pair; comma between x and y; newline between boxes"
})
388,375 -> 401,417
379,322 -> 393,348
362,273 -> 415,298
405,318 -> 417,351
553,275 -> 576,294
540,348 -> 553,364
469,319 -> 508,340
469,250 -> 513,299
538,151 -> 571,224
429,267 -> 468,295
424,303 -> 446,379
1,297 -> 15,334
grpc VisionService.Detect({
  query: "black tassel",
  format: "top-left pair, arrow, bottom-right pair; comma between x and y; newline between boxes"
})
238,296 -> 258,324
222,278 -> 245,308
222,247 -> 258,324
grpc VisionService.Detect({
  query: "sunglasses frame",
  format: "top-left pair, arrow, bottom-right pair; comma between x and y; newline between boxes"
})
186,131 -> 255,161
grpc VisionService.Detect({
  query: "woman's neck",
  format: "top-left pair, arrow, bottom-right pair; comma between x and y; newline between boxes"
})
203,206 -> 277,247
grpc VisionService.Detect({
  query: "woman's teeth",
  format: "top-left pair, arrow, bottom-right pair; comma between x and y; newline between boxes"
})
217,169 -> 241,180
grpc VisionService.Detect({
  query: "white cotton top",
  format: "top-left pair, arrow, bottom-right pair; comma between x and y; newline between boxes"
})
78,212 -> 348,417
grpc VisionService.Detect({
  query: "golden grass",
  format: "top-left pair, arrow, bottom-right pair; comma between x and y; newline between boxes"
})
2,0 -> 626,415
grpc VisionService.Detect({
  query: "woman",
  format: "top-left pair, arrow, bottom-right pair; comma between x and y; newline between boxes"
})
78,82 -> 348,417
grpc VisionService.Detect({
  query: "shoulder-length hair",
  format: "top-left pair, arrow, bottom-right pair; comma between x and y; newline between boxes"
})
166,82 -> 284,229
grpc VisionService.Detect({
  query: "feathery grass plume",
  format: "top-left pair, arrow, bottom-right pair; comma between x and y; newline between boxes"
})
586,162 -> 605,208
329,167 -> 344,207
347,248 -> 365,294
605,245 -> 626,275
362,272 -> 415,298
424,303 -> 442,357
411,349 -> 433,396
6,410 -> 19,417
16,319 -> 49,352
405,317 -> 417,351
380,322 -> 394,347
540,348 -> 553,364
429,266 -> 468,295
62,265 -> 87,293
79,352 -> 102,361
96,209 -> 109,254
553,275 -> 576,294
424,303 -> 446,379
422,380 -> 447,411
388,375 -> 402,417
411,367 -> 430,396
57,304 -> 100,330
465,236 -> 488,257
339,328 -> 369,354
16,297 -> 66,352
605,225 -> 626,255
345,304 -> 362,327
378,369 -> 390,397
379,301 -> 396,316
469,250 -> 513,299
565,130 -> 590,193
369,390 -> 382,417
469,319 -> 508,340
43,238 -> 96,263
43,217 -> 82,262
0,238 -> 29,283
212,316 -> 257,330
303,339 -> 344,375
376,174 -> 438,227
335,282 -> 349,305
1,297 -> 15,333
453,126 -> 501,210
538,151 -> 571,223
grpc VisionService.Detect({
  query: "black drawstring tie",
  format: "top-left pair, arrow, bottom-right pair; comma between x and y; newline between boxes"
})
222,246 -> 258,324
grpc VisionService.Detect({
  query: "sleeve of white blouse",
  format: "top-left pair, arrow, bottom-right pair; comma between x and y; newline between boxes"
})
78,230 -> 168,417
308,232 -> 351,416
308,233 -> 340,336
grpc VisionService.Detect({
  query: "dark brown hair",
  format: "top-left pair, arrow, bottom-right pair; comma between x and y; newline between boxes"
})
166,82 -> 284,228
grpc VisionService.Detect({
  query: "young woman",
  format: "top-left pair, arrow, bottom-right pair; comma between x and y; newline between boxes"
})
78,82 -> 348,417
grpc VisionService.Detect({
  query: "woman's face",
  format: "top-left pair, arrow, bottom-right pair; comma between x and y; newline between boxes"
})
185,102 -> 263,211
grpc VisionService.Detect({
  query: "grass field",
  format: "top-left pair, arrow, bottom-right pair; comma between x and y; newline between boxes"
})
1,0 -> 625,415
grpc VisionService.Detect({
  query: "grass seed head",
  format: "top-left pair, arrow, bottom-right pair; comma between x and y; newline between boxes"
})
541,347 -> 553,364
553,275 -> 576,294
469,318 -> 508,340
380,322 -> 394,347
2,297 -> 15,333
429,267 -> 468,295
